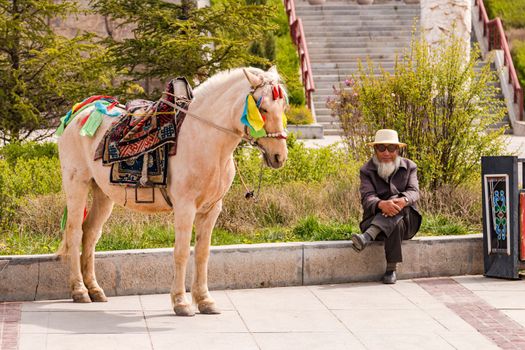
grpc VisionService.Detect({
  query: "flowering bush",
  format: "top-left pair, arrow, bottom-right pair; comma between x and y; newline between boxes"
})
327,35 -> 507,190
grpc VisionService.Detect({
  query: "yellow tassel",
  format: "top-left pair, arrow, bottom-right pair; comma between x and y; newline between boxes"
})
247,95 -> 265,131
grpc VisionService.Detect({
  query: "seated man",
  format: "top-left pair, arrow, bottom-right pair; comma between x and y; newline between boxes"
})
352,129 -> 422,284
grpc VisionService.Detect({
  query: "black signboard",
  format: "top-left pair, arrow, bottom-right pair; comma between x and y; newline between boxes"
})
481,156 -> 520,279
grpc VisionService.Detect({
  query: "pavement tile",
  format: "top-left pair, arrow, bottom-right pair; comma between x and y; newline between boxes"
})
471,291 -> 525,309
19,311 -> 50,334
253,332 -> 366,350
501,310 -> 525,328
238,308 -> 347,333
309,283 -> 418,310
21,311 -> 147,334
14,276 -> 525,350
333,309 -> 447,333
45,334 -> 152,350
454,276 -> 525,292
144,310 -> 248,333
22,295 -> 143,312
422,308 -> 481,332
150,332 -> 258,350
18,333 -> 47,350
436,330 -> 500,350
139,292 -> 234,312
226,285 -> 326,311
355,332 -> 455,350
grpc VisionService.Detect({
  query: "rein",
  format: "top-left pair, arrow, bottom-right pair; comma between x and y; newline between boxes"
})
161,91 -> 283,201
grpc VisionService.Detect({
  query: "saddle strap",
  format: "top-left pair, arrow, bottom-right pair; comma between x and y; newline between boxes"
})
160,187 -> 173,207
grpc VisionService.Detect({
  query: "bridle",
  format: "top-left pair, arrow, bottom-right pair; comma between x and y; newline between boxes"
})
163,79 -> 288,200
164,80 -> 288,151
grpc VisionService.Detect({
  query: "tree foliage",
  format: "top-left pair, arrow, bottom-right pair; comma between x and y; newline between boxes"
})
0,0 -> 115,142
92,0 -> 277,94
328,35 -> 507,190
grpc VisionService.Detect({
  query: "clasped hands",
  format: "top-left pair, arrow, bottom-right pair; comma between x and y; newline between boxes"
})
378,197 -> 407,217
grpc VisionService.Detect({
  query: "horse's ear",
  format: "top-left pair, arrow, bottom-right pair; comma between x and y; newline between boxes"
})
268,65 -> 278,75
243,68 -> 263,88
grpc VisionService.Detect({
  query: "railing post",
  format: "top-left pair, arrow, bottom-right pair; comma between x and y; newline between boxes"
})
283,0 -> 315,114
477,0 -> 524,121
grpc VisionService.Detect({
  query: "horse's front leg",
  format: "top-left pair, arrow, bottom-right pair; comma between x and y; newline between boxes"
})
171,204 -> 196,316
192,202 -> 222,314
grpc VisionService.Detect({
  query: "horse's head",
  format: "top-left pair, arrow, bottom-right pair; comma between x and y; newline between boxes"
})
242,67 -> 288,169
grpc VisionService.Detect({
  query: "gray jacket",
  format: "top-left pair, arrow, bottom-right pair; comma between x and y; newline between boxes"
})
359,157 -> 421,227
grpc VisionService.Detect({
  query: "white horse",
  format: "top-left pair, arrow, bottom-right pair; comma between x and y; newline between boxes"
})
57,67 -> 288,316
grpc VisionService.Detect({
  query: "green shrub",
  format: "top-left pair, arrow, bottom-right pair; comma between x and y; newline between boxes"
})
327,35 -> 507,190
0,142 -> 61,234
286,105 -> 314,125
485,0 -> 525,28
512,40 -> 525,97
0,157 -> 62,231
234,134 -> 357,186
276,35 -> 305,106
0,141 -> 58,166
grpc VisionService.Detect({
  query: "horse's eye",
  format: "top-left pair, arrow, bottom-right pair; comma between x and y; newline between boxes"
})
260,108 -> 268,114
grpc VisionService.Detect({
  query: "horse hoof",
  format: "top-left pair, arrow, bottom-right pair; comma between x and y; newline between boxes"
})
198,302 -> 221,315
72,292 -> 92,303
173,304 -> 195,317
89,289 -> 108,302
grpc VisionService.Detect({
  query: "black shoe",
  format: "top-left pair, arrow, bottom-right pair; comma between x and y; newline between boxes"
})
351,233 -> 371,252
382,270 -> 397,284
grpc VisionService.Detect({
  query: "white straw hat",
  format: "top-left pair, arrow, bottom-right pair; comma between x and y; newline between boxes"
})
367,129 -> 406,147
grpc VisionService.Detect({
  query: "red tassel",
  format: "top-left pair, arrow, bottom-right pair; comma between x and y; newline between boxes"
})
278,85 -> 284,99
80,113 -> 91,126
107,101 -> 119,111
272,86 -> 279,100
261,115 -> 267,122
83,207 -> 88,222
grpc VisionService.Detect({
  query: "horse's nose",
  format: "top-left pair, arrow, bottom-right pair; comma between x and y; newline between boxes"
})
274,154 -> 281,164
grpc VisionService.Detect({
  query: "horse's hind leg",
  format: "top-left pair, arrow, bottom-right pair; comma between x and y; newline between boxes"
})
58,171 -> 91,303
192,202 -> 222,314
81,182 -> 114,302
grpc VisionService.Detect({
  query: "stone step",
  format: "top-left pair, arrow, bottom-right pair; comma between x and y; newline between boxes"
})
322,128 -> 344,136
316,115 -> 340,123
309,55 -> 398,62
308,47 -> 409,55
304,26 -> 414,34
307,40 -> 411,48
299,20 -> 417,27
296,5 -> 420,12
311,61 -> 396,68
304,30 -> 415,37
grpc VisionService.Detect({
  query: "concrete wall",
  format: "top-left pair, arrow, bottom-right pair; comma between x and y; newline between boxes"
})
0,234 -> 483,302
421,0 -> 471,62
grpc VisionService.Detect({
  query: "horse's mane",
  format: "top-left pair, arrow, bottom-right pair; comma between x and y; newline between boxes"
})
193,67 -> 282,101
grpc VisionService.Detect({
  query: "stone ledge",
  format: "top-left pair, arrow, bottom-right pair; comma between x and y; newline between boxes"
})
0,234 -> 483,302
287,124 -> 324,139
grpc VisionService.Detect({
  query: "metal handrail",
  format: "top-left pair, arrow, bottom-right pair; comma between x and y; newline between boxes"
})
283,0 -> 316,110
476,0 -> 524,120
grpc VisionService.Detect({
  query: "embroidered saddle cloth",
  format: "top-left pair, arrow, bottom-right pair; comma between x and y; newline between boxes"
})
94,77 -> 193,187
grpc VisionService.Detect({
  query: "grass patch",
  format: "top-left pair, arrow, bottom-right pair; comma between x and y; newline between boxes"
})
0,141 -> 482,256
418,214 -> 479,237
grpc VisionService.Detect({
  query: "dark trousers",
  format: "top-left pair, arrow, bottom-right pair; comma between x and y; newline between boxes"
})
360,206 -> 422,263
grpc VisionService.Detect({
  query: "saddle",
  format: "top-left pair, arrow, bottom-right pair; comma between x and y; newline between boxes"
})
94,77 -> 193,203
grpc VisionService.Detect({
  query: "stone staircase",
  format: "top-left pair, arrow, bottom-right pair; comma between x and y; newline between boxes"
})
473,61 -> 512,133
295,1 -> 420,136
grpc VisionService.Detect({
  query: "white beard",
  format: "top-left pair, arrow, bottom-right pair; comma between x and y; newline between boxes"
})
373,155 -> 401,182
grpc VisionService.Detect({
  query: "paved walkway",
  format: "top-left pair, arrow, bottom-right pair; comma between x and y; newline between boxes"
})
2,275 -> 525,350
302,135 -> 525,157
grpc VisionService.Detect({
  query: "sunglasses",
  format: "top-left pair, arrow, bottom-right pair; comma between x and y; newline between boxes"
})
374,144 -> 399,153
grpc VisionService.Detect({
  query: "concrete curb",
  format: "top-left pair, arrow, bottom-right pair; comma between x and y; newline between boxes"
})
0,234 -> 483,302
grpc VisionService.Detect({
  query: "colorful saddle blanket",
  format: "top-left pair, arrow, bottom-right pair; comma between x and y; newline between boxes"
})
94,78 -> 193,187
